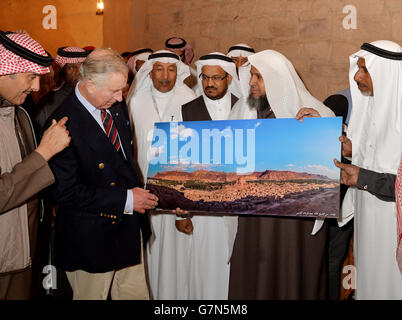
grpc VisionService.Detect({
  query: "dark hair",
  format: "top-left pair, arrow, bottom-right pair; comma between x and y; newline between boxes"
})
121,52 -> 132,58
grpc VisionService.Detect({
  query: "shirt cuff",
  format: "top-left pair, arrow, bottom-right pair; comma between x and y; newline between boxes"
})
124,189 -> 134,215
356,168 -> 370,191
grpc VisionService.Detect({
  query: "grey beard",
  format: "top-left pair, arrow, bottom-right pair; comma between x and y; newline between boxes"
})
247,93 -> 273,118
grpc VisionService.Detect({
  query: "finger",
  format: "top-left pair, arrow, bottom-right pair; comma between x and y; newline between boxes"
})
296,110 -> 307,120
57,117 -> 69,126
147,194 -> 158,201
333,158 -> 345,169
50,119 -> 57,127
145,200 -> 158,208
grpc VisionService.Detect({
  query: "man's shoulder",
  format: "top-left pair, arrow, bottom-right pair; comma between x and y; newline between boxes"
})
176,85 -> 196,96
182,95 -> 204,109
53,93 -> 79,116
129,88 -> 151,109
43,93 -> 80,129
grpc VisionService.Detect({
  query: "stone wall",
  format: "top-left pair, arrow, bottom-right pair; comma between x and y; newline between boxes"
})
129,0 -> 402,101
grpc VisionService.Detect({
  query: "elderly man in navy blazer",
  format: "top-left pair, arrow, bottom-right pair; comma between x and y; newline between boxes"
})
45,48 -> 158,300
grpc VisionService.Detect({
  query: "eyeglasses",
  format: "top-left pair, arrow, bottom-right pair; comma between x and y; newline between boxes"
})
199,73 -> 228,82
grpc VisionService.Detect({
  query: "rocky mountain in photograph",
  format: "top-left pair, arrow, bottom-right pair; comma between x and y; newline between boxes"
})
153,169 -> 333,183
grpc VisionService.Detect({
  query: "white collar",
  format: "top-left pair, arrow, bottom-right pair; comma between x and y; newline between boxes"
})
203,91 -> 232,120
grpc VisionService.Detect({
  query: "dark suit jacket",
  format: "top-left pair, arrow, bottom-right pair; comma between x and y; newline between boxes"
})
45,92 -> 150,273
181,94 -> 238,121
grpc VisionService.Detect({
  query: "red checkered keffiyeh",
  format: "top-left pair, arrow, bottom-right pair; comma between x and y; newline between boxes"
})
396,157 -> 402,273
0,32 -> 50,76
53,46 -> 88,72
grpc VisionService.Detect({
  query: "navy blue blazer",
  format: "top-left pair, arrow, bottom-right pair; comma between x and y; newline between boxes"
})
46,92 -> 150,273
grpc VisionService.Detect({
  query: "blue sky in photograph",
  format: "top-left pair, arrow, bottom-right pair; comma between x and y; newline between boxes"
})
147,117 -> 342,180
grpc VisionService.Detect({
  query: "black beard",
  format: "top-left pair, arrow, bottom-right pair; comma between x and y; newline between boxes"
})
204,87 -> 228,100
247,93 -> 274,119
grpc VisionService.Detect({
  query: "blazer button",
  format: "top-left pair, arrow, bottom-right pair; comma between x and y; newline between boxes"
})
98,163 -> 105,169
110,182 -> 116,187
130,140 -> 133,145
115,113 -> 119,116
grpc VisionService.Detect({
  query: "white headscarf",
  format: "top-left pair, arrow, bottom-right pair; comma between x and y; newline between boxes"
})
195,52 -> 242,99
165,37 -> 194,66
230,50 -> 334,119
227,43 -> 255,60
126,48 -> 153,76
227,44 -> 256,99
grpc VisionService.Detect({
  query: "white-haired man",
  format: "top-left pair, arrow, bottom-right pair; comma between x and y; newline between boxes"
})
46,48 -> 158,300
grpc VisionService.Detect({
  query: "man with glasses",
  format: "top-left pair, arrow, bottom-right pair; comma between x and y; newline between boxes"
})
177,52 -> 242,299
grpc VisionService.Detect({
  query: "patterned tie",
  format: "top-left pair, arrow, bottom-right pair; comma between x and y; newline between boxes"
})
101,110 -> 122,153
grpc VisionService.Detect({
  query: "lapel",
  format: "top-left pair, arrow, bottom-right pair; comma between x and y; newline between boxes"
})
194,96 -> 212,121
230,94 -> 239,109
70,96 -> 136,175
108,102 -> 134,164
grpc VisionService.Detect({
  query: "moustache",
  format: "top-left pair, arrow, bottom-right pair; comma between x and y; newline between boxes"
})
356,81 -> 367,88
158,80 -> 171,86
205,86 -> 217,90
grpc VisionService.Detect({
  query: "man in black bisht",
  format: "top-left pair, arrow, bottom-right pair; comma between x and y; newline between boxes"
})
228,49 -> 335,300
34,46 -> 88,131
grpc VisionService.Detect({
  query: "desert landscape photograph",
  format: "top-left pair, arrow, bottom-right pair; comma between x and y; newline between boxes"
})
147,117 -> 342,218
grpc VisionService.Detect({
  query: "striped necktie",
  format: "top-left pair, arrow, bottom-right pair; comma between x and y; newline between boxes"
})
101,109 -> 122,153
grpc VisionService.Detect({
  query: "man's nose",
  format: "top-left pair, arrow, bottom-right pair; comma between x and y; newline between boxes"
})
353,70 -> 361,83
162,68 -> 169,79
206,77 -> 215,86
249,75 -> 256,87
31,76 -> 40,92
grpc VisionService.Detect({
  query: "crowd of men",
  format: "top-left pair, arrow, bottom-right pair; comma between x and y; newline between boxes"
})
0,30 -> 401,300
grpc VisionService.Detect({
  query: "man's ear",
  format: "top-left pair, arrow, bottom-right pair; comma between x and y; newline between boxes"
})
86,79 -> 97,94
227,74 -> 232,85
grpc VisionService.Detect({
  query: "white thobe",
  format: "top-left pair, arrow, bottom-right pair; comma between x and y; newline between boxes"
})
344,99 -> 402,299
185,92 -> 236,300
130,84 -> 196,299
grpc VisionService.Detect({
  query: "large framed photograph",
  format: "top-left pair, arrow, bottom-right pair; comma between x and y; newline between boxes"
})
146,117 -> 342,219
